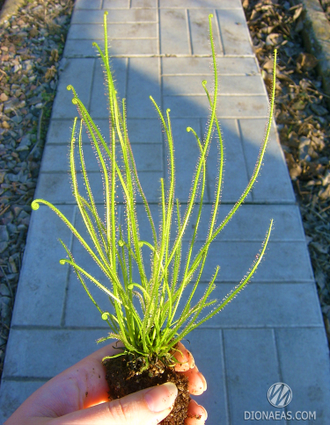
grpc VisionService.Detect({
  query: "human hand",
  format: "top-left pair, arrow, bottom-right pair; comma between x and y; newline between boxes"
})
4,341 -> 207,425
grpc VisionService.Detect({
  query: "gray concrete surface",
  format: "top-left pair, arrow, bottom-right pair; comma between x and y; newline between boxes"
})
1,0 -> 330,424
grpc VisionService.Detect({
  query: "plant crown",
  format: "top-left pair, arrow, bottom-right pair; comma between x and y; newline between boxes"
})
32,13 -> 277,368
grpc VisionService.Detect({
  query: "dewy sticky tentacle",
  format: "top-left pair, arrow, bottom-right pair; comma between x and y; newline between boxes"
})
31,13 -> 276,362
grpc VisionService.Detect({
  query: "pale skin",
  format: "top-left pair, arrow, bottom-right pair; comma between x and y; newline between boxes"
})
5,341 -> 208,425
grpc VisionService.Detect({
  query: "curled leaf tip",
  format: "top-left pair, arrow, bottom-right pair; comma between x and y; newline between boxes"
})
128,284 -> 134,290
202,80 -> 207,86
186,127 -> 192,132
209,13 -> 214,19
118,240 -> 125,247
59,259 -> 66,265
31,200 -> 40,210
67,85 -> 73,91
101,312 -> 110,320
104,11 -> 108,16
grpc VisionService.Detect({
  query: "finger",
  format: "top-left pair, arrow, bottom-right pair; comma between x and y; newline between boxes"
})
173,342 -> 195,372
171,342 -> 207,395
8,340 -> 124,423
48,341 -> 124,411
180,366 -> 207,395
186,399 -> 208,425
52,382 -> 178,425
87,340 -> 125,365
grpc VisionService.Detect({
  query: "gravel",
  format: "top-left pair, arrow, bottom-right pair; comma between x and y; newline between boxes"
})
242,0 -> 330,345
320,0 -> 330,20
0,0 -> 74,379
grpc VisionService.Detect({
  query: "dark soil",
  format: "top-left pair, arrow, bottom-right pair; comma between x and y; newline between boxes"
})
103,355 -> 191,425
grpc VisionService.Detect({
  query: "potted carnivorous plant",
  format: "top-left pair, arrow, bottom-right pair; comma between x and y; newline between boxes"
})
32,13 -> 277,425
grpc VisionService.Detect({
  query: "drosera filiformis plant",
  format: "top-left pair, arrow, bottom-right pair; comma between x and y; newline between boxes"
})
31,12 -> 277,424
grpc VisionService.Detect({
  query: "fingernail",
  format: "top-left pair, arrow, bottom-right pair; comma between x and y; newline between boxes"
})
201,405 -> 208,421
145,382 -> 178,413
198,372 -> 207,391
187,350 -> 195,368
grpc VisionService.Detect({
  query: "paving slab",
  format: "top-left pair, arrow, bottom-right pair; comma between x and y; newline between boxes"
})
35,170 -> 162,204
133,203 -> 307,242
75,0 -> 102,9
159,0 -> 242,7
40,143 -> 163,173
10,206 -> 74,328
64,37 -> 159,57
68,22 -> 157,40
90,57 -> 128,117
275,327 -> 330,420
239,119 -> 296,203
163,94 -> 270,118
163,74 -> 265,95
71,9 -> 158,24
223,328 -> 286,424
46,118 -> 163,145
1,0 -> 330,424
162,56 -> 259,75
64,280 -> 322,329
160,9 -> 192,55
51,58 -> 95,119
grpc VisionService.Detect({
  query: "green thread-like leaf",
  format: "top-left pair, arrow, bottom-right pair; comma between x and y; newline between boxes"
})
31,13 -> 276,363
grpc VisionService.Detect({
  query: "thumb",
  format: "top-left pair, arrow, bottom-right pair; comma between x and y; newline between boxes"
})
53,382 -> 178,425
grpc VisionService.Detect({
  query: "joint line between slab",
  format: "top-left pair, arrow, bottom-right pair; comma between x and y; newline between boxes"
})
221,329 -> 231,425
60,206 -> 76,327
186,9 -> 193,56
10,324 -> 324,331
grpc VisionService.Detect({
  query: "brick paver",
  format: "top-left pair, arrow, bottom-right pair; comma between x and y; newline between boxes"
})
1,0 -> 330,424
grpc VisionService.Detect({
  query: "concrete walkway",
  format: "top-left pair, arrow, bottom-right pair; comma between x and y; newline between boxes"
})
1,0 -> 330,423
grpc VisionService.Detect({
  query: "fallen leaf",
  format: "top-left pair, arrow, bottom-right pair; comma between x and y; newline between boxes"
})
292,100 -> 306,110
311,241 -> 329,254
265,33 -> 283,46
262,58 -> 274,70
296,52 -> 318,72
291,4 -> 303,21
